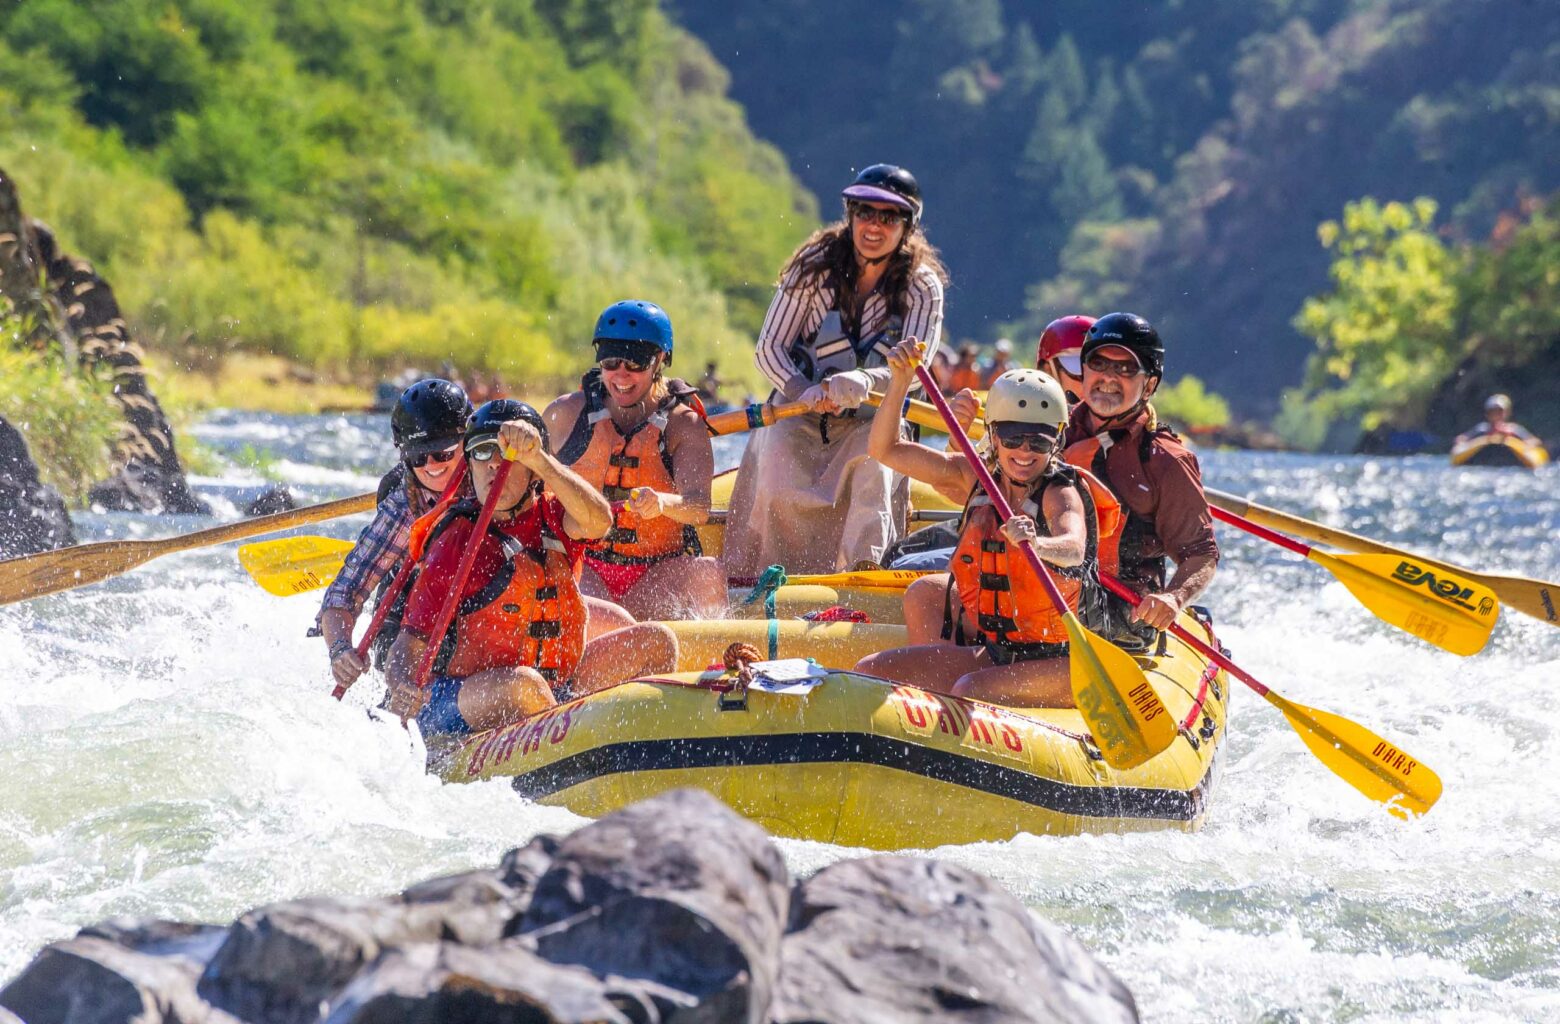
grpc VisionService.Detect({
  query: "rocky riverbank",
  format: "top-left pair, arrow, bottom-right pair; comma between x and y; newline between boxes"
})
1,789 -> 1138,1023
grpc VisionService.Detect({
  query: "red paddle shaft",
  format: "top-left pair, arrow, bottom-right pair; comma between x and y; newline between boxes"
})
412,459 -> 514,688
1208,505 -> 1309,557
912,365 -> 1072,615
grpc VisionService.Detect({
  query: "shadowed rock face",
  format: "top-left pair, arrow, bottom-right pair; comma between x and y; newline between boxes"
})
1,789 -> 1139,1023
0,414 -> 74,558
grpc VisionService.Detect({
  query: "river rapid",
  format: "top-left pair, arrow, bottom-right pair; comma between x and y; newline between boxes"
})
2,410 -> 1557,1022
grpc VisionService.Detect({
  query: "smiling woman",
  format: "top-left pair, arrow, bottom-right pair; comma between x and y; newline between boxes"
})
723,164 -> 950,576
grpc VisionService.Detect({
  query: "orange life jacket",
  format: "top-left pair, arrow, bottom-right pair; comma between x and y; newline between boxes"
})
948,364 -> 983,393
558,370 -> 705,566
949,464 -> 1119,650
420,496 -> 586,685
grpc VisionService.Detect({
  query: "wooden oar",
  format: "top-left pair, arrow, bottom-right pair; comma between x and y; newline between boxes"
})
705,398 -> 813,436
1207,487 -> 1558,629
913,363 -> 1175,770
1207,504 -> 1498,655
866,392 -> 987,441
0,492 -> 377,606
1096,571 -> 1441,817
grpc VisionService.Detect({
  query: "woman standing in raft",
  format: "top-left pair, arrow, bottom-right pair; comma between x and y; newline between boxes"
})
855,340 -> 1120,708
544,300 -> 725,619
385,401 -> 677,737
722,164 -> 948,576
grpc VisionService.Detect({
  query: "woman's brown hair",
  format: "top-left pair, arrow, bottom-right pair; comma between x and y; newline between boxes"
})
778,215 -> 949,339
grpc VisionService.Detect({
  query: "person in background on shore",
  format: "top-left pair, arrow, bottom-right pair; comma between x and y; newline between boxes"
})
697,360 -> 725,408
1062,313 -> 1218,647
946,343 -> 983,394
723,163 -> 948,575
316,379 -> 473,693
545,301 -> 725,620
1454,394 -> 1544,448
980,338 -> 1015,388
855,340 -> 1118,707
384,401 -> 678,736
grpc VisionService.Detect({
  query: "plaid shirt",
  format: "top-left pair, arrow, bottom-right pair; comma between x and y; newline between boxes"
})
313,469 -> 447,631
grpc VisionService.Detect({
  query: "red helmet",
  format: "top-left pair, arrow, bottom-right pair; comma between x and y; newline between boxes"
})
1037,315 -> 1095,374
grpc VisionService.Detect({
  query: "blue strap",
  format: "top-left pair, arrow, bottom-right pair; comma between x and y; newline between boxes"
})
742,564 -> 788,620
768,616 -> 780,660
746,404 -> 767,430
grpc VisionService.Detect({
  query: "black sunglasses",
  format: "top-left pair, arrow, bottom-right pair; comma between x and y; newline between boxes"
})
1084,353 -> 1146,378
992,422 -> 1058,454
848,202 -> 909,227
405,444 -> 459,468
464,440 -> 503,462
599,356 -> 651,373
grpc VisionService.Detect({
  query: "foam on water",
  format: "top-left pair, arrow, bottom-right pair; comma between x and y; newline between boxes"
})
2,413 -> 1558,1022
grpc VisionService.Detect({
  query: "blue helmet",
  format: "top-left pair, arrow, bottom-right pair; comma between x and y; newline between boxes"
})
593,300 -> 673,361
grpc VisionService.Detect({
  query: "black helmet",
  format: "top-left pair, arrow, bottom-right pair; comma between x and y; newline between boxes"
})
391,378 -> 472,456
1082,313 -> 1164,379
842,164 -> 923,225
464,398 -> 549,454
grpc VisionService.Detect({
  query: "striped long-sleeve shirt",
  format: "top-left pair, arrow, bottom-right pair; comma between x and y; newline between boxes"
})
754,250 -> 945,401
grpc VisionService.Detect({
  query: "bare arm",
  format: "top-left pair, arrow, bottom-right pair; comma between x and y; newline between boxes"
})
1001,479 -> 1087,569
499,418 -> 613,541
644,406 -> 713,526
384,630 -> 430,722
868,339 -> 971,496
542,393 -> 585,457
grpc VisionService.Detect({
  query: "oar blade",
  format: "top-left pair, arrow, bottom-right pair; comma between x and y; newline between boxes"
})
0,541 -> 158,605
238,536 -> 355,596
1065,615 -> 1177,770
1265,691 -> 1442,817
1315,551 -> 1499,656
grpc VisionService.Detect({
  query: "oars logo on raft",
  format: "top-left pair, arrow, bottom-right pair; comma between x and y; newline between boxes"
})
1390,561 -> 1494,617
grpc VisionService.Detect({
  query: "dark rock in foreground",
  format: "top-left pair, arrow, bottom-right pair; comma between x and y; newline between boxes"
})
0,415 -> 75,559
1,790 -> 1139,1023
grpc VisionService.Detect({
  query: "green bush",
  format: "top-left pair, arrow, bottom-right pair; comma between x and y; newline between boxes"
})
1152,375 -> 1230,431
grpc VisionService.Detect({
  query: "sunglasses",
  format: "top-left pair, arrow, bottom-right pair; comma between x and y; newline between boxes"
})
405,444 -> 459,469
992,422 -> 1058,454
599,356 -> 651,373
848,202 -> 909,227
464,440 -> 503,463
1084,353 -> 1146,378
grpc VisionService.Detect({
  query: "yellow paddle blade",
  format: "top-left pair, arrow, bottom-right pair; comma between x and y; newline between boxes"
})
1312,550 -> 1499,656
1263,690 -> 1442,817
1064,614 -> 1177,770
238,536 -> 355,596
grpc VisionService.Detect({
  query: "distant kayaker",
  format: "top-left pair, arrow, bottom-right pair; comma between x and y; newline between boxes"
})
315,378 -> 474,692
1454,394 -> 1543,448
384,401 -> 677,736
1063,313 -> 1218,646
855,340 -> 1120,707
722,164 -> 948,576
545,301 -> 725,619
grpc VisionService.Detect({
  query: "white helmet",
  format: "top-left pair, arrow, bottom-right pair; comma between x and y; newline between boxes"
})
984,368 -> 1068,436
1485,393 -> 1512,413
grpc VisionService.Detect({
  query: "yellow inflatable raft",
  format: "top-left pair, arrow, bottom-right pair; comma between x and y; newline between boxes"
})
1449,432 -> 1550,469
438,613 -> 1229,848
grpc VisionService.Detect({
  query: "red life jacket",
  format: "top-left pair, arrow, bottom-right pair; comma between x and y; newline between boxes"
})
557,370 -> 705,565
418,494 -> 586,684
948,463 -> 1119,649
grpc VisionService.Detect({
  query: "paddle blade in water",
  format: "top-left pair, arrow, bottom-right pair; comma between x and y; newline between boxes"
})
238,536 -> 355,596
1264,691 -> 1442,818
1065,615 -> 1176,770
1314,550 -> 1499,656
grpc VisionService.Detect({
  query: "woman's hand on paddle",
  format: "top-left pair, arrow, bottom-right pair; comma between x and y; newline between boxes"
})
627,487 -> 665,519
1133,590 -> 1182,630
1000,514 -> 1039,548
498,419 -> 547,469
948,388 -> 981,434
885,338 -> 926,382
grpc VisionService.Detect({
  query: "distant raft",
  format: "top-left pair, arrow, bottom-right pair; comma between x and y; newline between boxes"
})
437,612 -> 1229,849
1449,432 -> 1550,470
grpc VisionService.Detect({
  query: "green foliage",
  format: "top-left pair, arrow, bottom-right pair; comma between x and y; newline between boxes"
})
1292,198 -> 1461,431
0,310 -> 119,501
1152,375 -> 1230,431
0,0 -> 813,395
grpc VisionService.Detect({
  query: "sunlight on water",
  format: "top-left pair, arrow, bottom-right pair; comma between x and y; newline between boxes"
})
2,413 -> 1557,1022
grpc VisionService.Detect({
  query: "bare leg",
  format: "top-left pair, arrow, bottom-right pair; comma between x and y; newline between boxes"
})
579,563 -> 612,602
571,622 -> 679,697
951,657 -> 1075,708
585,595 -> 635,640
854,642 -> 989,695
620,555 -> 726,621
903,573 -> 954,645
455,665 -> 557,730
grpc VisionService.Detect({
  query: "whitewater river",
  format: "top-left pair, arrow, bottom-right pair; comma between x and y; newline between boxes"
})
2,410 -> 1558,1022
